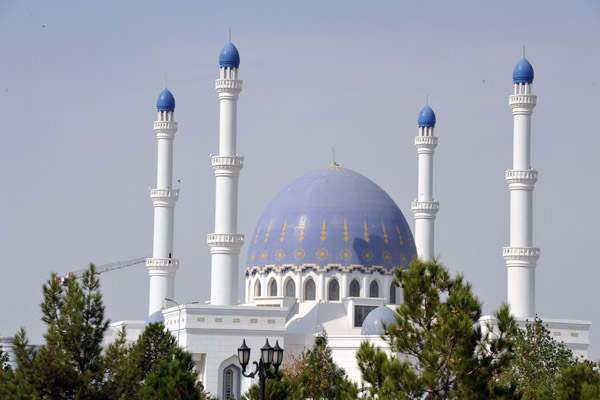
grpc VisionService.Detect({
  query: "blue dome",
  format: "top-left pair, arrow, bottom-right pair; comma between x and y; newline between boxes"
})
361,306 -> 397,335
513,58 -> 534,83
245,165 -> 416,276
418,105 -> 436,127
157,89 -> 175,112
219,42 -> 240,68
142,310 -> 165,332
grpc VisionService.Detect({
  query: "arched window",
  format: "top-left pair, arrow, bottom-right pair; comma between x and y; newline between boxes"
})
349,279 -> 360,297
304,279 -> 316,300
222,364 -> 241,400
370,280 -> 379,298
285,279 -> 296,298
254,280 -> 261,297
328,279 -> 340,301
390,282 -> 396,304
225,369 -> 234,399
268,279 -> 277,296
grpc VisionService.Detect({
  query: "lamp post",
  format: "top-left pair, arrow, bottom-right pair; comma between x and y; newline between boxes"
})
164,298 -> 198,346
237,338 -> 284,400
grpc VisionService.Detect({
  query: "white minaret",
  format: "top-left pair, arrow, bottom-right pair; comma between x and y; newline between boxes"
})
504,57 -> 539,319
208,42 -> 244,305
411,105 -> 439,261
147,89 -> 180,315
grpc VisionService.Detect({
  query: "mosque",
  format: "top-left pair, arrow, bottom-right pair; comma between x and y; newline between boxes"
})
103,42 -> 591,399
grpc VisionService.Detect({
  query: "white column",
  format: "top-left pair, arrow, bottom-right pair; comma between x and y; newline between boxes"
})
208,65 -> 244,306
148,108 -> 179,315
412,124 -> 439,262
504,81 -> 539,319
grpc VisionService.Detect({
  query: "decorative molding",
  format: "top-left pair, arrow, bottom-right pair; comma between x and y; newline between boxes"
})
146,258 -> 179,276
150,188 -> 180,202
503,246 -> 540,261
505,169 -> 538,184
211,155 -> 244,170
414,136 -> 438,149
245,262 -> 400,277
215,79 -> 243,92
411,200 -> 440,214
207,233 -> 245,247
509,94 -> 537,108
153,121 -> 178,131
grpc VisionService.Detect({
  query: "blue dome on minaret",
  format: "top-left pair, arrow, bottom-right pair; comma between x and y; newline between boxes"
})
418,105 -> 436,127
245,165 -> 416,276
219,42 -> 240,68
513,58 -> 534,83
156,89 -> 175,111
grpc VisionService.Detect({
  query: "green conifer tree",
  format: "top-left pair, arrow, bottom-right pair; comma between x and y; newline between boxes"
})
357,259 -> 518,399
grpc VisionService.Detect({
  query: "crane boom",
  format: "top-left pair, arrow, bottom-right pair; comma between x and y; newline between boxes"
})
58,256 -> 150,286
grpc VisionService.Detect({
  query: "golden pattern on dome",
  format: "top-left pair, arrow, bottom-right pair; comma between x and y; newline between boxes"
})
280,219 -> 287,242
364,219 -> 370,243
362,249 -> 374,262
259,250 -> 268,262
316,248 -> 329,261
396,223 -> 404,245
250,251 -> 256,262
382,221 -> 389,244
405,221 -> 414,248
275,249 -> 285,261
320,218 -> 326,241
340,248 -> 352,262
253,224 -> 262,245
264,220 -> 273,243
294,248 -> 306,260
343,218 -> 349,242
298,216 -> 306,241
401,253 -> 408,265
382,251 -> 392,264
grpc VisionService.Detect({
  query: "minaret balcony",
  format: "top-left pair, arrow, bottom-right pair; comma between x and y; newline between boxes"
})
207,233 -> 245,248
505,169 -> 538,185
509,94 -> 537,108
154,121 -> 178,131
414,136 -> 438,149
146,258 -> 180,276
150,189 -> 180,201
411,200 -> 440,215
503,246 -> 540,261
211,155 -> 244,171
215,79 -> 243,92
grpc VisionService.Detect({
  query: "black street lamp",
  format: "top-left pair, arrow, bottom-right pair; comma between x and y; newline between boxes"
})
237,338 -> 284,400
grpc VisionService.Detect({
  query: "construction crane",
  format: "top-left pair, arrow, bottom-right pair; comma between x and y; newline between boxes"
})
57,256 -> 150,286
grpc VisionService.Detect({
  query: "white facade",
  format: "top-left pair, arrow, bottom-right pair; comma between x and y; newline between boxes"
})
208,63 -> 244,306
147,105 -> 179,315
412,120 -> 439,261
504,80 -> 538,319
102,50 -> 592,400
480,60 -> 591,356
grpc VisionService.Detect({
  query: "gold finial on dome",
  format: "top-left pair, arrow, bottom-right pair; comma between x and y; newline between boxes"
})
327,147 -> 340,167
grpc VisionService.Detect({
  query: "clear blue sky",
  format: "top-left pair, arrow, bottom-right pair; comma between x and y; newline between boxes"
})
1,0 -> 599,359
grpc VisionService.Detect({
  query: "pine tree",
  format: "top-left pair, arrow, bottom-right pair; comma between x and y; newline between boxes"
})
357,259 -> 518,399
4,265 -> 209,399
556,360 -> 600,399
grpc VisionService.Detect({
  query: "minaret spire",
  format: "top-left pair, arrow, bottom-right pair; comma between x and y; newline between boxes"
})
411,104 -> 439,261
208,41 -> 244,305
147,88 -> 180,315
504,56 -> 538,318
